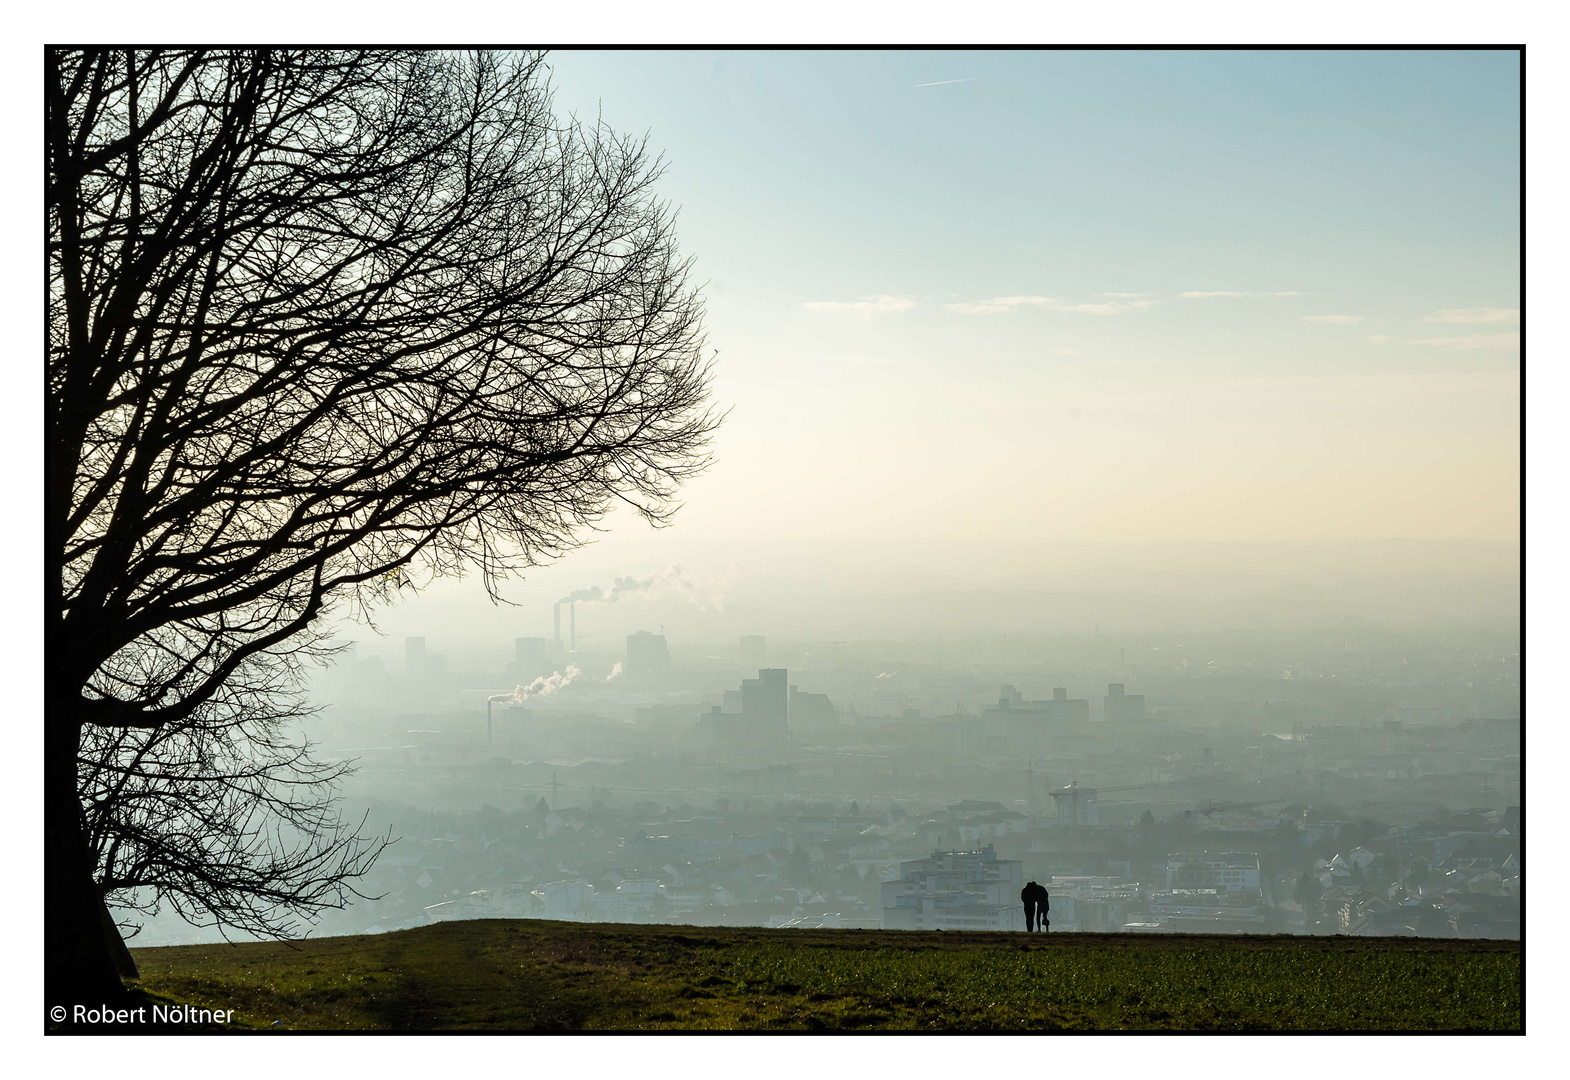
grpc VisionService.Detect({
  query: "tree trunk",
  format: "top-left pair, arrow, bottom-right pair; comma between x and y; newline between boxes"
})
45,718 -> 130,1013
100,891 -> 140,980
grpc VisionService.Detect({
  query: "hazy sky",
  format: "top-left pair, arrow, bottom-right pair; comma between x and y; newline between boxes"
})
345,50 -> 1522,651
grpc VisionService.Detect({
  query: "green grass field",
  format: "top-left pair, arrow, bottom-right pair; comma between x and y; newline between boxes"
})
125,920 -> 1521,1031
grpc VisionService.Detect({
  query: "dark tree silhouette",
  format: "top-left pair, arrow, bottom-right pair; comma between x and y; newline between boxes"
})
78,637 -> 387,949
47,49 -> 717,1003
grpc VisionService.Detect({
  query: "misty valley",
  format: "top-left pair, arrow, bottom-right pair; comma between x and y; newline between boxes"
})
128,621 -> 1520,946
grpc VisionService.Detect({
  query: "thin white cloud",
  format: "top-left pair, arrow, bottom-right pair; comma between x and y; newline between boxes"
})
803,295 -> 916,318
944,295 -> 1155,316
1183,290 -> 1302,299
1099,292 -> 1150,299
942,296 -> 1056,315
1303,315 -> 1364,324
1409,333 -> 1521,350
1425,307 -> 1520,324
1059,300 -> 1159,315
916,78 -> 978,87
1367,332 -> 1520,351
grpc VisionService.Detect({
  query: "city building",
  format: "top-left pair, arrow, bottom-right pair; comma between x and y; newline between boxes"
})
986,686 -> 1091,729
742,668 -> 789,733
1049,781 -> 1145,827
1104,683 -> 1147,723
881,845 -> 1027,932
1046,877 -> 1148,932
1045,686 -> 1090,724
626,630 -> 671,676
541,880 -> 594,919
1146,888 -> 1267,933
697,668 -> 791,746
789,684 -> 838,729
990,685 -> 1091,725
1165,852 -> 1262,893
974,685 -> 1092,755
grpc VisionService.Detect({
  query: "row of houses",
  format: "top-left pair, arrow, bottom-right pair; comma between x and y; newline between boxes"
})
1319,890 -> 1520,938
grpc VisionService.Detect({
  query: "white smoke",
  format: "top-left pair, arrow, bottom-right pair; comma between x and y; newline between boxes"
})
488,665 -> 581,705
606,662 -> 623,681
559,564 -> 738,613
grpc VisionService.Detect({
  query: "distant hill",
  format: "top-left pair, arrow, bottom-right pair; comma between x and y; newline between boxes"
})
115,920 -> 1521,1031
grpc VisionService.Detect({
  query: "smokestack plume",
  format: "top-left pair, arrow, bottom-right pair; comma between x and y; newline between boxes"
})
557,566 -> 733,617
555,567 -> 734,653
488,666 -> 582,707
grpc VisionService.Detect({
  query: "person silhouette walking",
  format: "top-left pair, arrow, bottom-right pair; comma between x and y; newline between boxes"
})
1032,881 -> 1050,932
1021,880 -> 1038,932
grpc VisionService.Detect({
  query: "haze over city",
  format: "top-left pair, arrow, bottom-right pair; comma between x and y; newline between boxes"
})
44,44 -> 1527,1037
109,49 -> 1519,951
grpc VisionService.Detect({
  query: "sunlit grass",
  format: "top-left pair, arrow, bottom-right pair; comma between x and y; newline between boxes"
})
130,920 -> 1521,1031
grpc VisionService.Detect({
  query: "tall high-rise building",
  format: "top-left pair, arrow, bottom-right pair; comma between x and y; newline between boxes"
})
626,630 -> 671,676
405,636 -> 426,673
744,668 -> 788,733
699,668 -> 792,746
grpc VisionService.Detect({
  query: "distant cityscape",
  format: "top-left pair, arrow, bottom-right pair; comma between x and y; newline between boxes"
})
129,620 -> 1520,945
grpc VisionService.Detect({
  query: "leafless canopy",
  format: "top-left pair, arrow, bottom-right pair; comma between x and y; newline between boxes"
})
78,653 -> 384,938
48,49 -> 716,934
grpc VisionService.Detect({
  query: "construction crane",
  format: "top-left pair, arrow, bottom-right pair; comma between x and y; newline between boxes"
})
1049,781 -> 1144,827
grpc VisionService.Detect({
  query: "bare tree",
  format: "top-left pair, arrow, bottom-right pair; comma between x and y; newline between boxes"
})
47,48 -> 717,1003
79,629 -> 387,951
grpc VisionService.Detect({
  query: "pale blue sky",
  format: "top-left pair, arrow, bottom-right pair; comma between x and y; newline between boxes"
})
363,49 -> 1522,648
546,48 -> 1518,354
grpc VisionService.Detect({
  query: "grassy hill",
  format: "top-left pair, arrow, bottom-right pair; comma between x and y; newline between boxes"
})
127,920 -> 1521,1031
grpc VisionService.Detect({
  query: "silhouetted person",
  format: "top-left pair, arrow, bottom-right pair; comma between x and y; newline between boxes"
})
1021,880 -> 1038,932
1032,882 -> 1050,932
